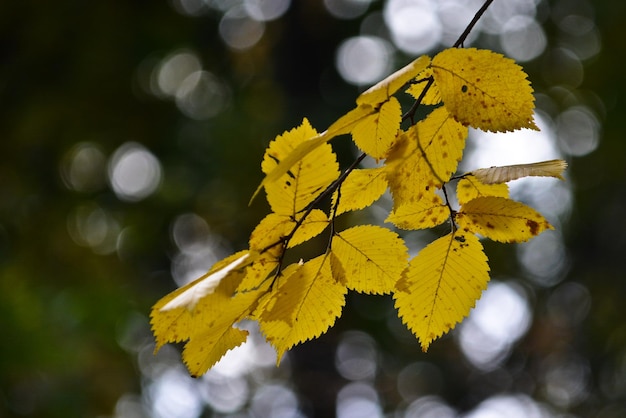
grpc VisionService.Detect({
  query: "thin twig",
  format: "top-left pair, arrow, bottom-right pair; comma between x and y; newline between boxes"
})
453,0 -> 494,48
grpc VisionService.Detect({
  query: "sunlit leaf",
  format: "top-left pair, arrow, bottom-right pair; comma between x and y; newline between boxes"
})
456,175 -> 509,206
257,254 -> 347,362
385,107 -> 467,206
471,159 -> 568,184
394,232 -> 490,351
431,48 -> 537,132
249,210 -> 329,253
456,196 -> 553,243
332,167 -> 388,215
351,97 -> 402,159
386,190 -> 449,230
357,55 -> 431,106
331,225 -> 408,294
406,68 -> 441,105
262,119 -> 339,215
181,286 -> 268,377
150,251 -> 268,377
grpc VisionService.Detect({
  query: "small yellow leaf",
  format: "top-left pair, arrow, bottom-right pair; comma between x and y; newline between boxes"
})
357,55 -> 431,106
471,159 -> 568,184
431,48 -> 537,132
406,68 -> 441,105
456,196 -> 553,243
332,225 -> 408,294
262,119 -> 339,215
386,191 -> 449,230
257,254 -> 347,361
332,167 -> 388,215
351,97 -> 402,159
394,232 -> 490,351
249,210 -> 329,253
456,175 -> 509,206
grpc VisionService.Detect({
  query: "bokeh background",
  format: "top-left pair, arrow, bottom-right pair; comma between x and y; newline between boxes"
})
1,0 -> 624,417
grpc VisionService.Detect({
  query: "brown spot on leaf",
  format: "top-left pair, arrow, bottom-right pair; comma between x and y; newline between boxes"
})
526,219 -> 540,235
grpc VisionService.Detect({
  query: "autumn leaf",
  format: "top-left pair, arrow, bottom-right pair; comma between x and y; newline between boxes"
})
351,97 -> 402,159
262,119 -> 339,215
331,225 -> 408,294
385,107 -> 467,206
456,175 -> 509,206
456,196 -> 553,242
332,167 -> 388,215
249,209 -> 329,253
431,48 -> 537,132
257,254 -> 347,362
394,232 -> 490,351
386,190 -> 449,230
150,251 -> 267,376
357,55 -> 431,106
406,68 -> 441,105
471,159 -> 568,184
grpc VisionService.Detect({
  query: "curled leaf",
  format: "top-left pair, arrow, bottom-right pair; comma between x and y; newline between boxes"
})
471,159 -> 568,184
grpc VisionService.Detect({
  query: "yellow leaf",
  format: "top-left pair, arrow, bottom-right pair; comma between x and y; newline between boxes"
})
350,97 -> 402,159
456,196 -> 553,243
249,209 -> 329,253
181,286 -> 267,377
262,119 -> 339,215
431,48 -> 537,132
413,106 -> 467,185
257,254 -> 347,361
332,167 -> 388,215
471,159 -> 568,184
331,225 -> 408,294
386,190 -> 449,230
385,107 -> 467,206
394,232 -> 490,351
150,251 -> 269,376
357,55 -> 431,106
157,252 -> 252,312
254,262 -> 304,324
406,68 -> 441,105
456,175 -> 509,206
236,253 -> 279,293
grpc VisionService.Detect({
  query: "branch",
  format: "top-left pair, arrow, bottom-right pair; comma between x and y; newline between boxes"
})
453,0 -> 494,48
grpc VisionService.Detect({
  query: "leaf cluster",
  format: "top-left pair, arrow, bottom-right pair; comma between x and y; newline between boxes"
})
150,47 -> 567,377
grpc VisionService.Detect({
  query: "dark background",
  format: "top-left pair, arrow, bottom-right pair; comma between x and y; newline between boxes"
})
1,0 -> 624,417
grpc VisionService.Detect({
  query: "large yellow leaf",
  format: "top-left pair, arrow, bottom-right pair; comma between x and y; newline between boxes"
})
456,175 -> 509,206
261,119 -> 339,215
350,97 -> 402,159
385,107 -> 467,206
249,210 -> 329,253
413,106 -> 467,185
331,225 -> 408,294
332,167 -> 388,215
431,48 -> 537,132
357,55 -> 431,106
386,190 -> 449,230
456,196 -> 553,243
394,232 -> 490,351
471,159 -> 567,184
257,254 -> 347,361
